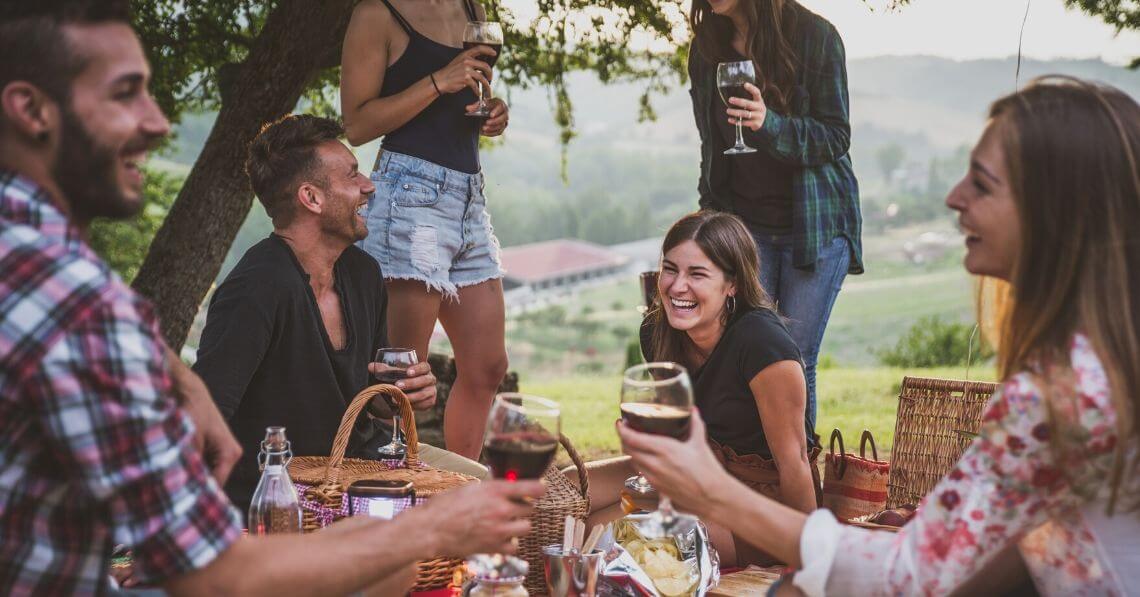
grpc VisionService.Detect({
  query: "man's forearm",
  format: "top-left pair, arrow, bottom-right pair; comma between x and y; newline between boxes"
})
166,511 -> 441,596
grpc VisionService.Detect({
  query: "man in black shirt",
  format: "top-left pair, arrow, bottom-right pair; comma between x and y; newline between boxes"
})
195,115 -> 483,513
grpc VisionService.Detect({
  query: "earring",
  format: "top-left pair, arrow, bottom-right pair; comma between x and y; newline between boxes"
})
726,295 -> 737,314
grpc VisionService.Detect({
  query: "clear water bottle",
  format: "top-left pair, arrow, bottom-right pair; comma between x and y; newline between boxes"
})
248,426 -> 302,535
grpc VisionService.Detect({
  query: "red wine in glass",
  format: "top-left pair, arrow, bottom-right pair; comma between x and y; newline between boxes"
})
484,432 -> 558,481
718,83 -> 750,107
620,403 -> 692,440
463,41 -> 502,68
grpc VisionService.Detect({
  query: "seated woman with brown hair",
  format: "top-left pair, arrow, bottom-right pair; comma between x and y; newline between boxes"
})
618,76 -> 1140,595
575,210 -> 820,566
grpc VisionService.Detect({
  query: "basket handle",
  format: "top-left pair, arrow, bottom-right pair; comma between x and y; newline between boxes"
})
559,433 -> 589,501
323,384 -> 420,486
828,428 -> 847,480
859,429 -> 879,461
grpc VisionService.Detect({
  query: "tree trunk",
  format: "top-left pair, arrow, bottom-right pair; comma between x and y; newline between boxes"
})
133,0 -> 354,348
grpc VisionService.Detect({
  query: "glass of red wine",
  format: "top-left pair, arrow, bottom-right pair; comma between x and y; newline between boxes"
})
483,393 -> 561,481
463,21 -> 504,119
620,362 -> 698,538
372,348 -> 418,460
717,60 -> 758,155
637,270 -> 659,315
473,393 -> 560,577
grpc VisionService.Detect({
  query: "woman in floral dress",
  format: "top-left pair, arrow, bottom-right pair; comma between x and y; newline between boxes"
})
618,76 -> 1140,595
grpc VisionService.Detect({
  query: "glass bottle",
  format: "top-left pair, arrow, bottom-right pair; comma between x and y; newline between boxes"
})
248,426 -> 302,535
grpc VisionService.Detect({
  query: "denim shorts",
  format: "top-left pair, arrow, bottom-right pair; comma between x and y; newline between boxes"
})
358,150 -> 504,300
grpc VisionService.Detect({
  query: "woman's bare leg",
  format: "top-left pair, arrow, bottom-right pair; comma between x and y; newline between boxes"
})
383,280 -> 444,361
438,279 -> 508,459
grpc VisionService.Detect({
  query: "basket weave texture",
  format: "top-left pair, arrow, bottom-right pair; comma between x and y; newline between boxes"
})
519,434 -> 591,594
822,429 -> 890,521
886,376 -> 998,508
288,384 -> 477,591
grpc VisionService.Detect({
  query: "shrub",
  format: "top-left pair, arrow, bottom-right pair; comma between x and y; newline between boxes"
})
624,339 -> 644,370
876,316 -> 994,368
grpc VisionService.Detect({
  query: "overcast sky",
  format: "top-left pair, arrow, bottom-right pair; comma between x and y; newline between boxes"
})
800,0 -> 1139,64
505,0 -> 1139,65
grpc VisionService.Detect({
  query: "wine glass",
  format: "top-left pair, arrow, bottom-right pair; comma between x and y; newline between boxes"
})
472,394 -> 560,579
620,362 -> 699,537
462,21 -> 505,118
637,270 -> 659,315
717,60 -> 758,155
372,348 -> 419,460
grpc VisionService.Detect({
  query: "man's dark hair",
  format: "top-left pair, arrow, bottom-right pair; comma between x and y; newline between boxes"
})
245,114 -> 345,226
0,1 -> 132,106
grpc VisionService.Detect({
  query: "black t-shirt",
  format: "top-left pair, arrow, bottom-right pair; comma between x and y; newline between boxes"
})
709,54 -> 795,234
640,308 -> 812,457
194,235 -> 389,512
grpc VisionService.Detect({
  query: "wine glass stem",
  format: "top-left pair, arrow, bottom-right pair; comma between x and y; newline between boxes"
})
735,119 -> 745,149
659,495 -> 677,519
392,415 -> 404,444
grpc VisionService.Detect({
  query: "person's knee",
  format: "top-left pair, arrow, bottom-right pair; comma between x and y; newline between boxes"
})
458,350 -> 509,391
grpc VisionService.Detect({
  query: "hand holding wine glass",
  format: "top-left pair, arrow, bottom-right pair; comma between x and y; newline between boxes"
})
371,348 -> 419,459
619,362 -> 699,538
462,21 -> 504,118
432,45 -> 494,95
717,60 -> 759,155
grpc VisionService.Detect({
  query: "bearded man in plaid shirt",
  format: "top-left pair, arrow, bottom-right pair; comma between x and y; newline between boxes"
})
0,2 -> 542,595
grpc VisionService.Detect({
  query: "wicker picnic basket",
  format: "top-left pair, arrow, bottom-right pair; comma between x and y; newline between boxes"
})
288,384 -> 478,591
886,376 -> 998,508
519,434 -> 591,594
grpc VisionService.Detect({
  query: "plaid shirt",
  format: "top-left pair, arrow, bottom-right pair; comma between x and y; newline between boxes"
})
0,172 -> 242,595
689,3 -> 864,274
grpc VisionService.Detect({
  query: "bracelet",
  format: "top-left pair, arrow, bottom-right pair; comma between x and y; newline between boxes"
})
429,73 -> 442,96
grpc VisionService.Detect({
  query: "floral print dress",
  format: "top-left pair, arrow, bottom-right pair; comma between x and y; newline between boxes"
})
793,334 -> 1138,596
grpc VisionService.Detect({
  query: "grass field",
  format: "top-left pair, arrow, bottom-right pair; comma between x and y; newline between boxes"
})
521,365 -> 997,462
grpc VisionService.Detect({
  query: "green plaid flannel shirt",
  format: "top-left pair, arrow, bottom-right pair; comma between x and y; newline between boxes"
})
690,6 -> 863,274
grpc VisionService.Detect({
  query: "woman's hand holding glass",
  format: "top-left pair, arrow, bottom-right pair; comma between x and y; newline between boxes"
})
432,45 -> 495,95
726,82 -> 768,132
617,408 -> 731,521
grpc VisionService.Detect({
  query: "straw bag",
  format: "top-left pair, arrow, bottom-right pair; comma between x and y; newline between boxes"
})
822,429 -> 890,522
519,434 -> 590,595
887,377 -> 998,508
288,384 -> 478,591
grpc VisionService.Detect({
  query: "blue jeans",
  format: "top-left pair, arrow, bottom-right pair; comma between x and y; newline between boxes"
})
752,234 -> 850,435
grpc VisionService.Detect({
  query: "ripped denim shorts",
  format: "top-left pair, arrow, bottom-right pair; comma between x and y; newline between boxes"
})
358,150 -> 505,300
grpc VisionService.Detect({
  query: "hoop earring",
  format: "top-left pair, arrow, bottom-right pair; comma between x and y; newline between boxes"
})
726,295 -> 737,314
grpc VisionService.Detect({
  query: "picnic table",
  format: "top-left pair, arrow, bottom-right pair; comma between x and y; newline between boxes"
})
709,565 -> 783,596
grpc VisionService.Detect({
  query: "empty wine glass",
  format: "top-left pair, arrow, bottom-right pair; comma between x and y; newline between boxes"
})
372,348 -> 418,460
462,21 -> 504,118
620,362 -> 699,538
717,60 -> 758,155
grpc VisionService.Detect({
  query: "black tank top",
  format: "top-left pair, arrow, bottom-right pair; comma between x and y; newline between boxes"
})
378,0 -> 481,174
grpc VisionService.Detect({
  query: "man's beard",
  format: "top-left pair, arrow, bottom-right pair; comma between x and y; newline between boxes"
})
51,106 -> 141,222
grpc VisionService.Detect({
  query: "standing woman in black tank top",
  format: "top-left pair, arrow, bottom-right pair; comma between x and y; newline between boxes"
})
342,0 -> 509,459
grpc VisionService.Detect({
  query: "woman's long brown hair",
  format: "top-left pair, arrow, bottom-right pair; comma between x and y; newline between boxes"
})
984,76 -> 1140,513
648,211 -> 777,371
689,0 -> 800,112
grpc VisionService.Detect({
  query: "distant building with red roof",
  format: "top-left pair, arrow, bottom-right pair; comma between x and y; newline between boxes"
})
499,239 -> 629,309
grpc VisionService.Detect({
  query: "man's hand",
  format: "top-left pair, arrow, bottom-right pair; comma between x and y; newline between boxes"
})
417,480 -> 544,556
368,361 -> 438,410
166,347 -> 242,484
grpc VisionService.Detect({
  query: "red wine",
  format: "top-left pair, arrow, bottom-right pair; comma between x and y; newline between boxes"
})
374,371 -> 405,385
463,41 -> 502,67
620,403 -> 692,439
484,433 -> 557,481
718,83 -> 750,107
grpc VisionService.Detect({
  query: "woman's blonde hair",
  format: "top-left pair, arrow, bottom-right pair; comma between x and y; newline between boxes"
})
979,76 -> 1140,513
